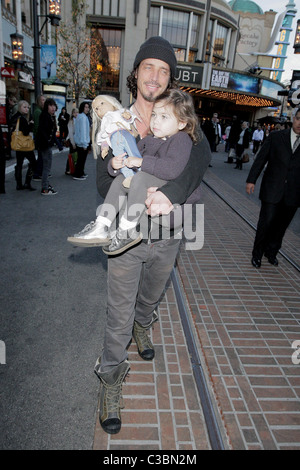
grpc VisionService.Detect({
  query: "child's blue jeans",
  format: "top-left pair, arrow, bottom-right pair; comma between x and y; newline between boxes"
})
110,129 -> 142,178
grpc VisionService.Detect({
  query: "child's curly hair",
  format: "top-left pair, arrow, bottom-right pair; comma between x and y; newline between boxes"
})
154,89 -> 201,143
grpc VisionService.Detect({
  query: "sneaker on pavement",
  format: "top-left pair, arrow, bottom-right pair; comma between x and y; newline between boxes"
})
33,176 -> 42,181
67,220 -> 111,247
41,187 -> 57,196
73,175 -> 87,181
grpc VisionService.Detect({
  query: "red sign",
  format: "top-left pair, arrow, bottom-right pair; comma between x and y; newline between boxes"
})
0,105 -> 7,125
1,67 -> 15,78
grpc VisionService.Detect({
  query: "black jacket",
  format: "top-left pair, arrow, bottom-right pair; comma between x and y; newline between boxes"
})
36,111 -> 57,150
246,129 -> 300,207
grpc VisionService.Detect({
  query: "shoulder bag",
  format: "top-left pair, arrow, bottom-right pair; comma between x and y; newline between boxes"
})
11,119 -> 35,152
242,149 -> 250,163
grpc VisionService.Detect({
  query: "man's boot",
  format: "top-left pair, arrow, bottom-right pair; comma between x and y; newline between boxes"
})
24,165 -> 36,191
94,359 -> 130,434
133,310 -> 158,361
14,165 -> 24,190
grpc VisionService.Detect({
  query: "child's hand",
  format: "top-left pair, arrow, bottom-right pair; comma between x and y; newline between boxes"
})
125,157 -> 142,168
111,153 -> 126,169
101,148 -> 108,159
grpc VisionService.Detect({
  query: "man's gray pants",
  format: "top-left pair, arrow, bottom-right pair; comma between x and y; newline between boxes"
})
100,236 -> 181,372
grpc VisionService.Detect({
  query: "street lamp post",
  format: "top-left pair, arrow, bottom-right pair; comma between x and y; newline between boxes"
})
294,19 -> 300,54
32,0 -> 61,101
10,32 -> 25,67
33,0 -> 41,100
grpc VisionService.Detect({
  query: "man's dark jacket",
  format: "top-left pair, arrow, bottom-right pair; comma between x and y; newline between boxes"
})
246,128 -> 300,207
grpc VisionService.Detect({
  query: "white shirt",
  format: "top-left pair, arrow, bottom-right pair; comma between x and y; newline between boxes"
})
291,128 -> 300,150
253,129 -> 264,141
238,129 -> 245,145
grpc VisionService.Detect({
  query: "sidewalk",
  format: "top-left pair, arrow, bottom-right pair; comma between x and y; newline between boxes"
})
176,173 -> 300,450
5,147 -> 62,175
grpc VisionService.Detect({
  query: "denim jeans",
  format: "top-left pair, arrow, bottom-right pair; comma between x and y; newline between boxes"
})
41,147 -> 52,190
34,149 -> 43,178
110,129 -> 142,179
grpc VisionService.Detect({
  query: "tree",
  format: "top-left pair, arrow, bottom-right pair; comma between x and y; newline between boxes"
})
56,0 -> 102,106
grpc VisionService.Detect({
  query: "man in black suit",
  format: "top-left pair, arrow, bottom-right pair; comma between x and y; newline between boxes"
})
246,107 -> 300,268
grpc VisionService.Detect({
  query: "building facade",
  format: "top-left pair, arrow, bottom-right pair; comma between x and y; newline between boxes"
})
0,0 -> 287,125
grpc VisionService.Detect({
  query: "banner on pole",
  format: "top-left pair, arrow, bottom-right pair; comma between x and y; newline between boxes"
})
40,45 -> 57,83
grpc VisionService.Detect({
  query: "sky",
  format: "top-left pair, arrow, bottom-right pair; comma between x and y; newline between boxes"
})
253,0 -> 300,83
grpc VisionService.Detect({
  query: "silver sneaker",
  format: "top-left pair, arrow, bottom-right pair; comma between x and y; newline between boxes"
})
67,220 -> 111,247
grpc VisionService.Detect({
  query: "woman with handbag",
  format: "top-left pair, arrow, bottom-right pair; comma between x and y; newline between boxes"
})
12,100 -> 36,190
235,121 -> 251,170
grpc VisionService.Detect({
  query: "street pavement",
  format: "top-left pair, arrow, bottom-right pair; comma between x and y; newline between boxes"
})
0,149 -> 107,449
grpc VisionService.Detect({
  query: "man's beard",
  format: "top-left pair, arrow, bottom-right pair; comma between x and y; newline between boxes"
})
141,90 -> 157,103
141,81 -> 164,102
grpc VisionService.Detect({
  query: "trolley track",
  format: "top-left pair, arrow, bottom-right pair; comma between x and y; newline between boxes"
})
171,267 -> 226,450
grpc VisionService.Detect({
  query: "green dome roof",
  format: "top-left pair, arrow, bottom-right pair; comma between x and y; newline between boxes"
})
228,0 -> 264,14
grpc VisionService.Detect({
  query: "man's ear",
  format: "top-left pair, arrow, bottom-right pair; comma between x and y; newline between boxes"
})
178,121 -> 187,130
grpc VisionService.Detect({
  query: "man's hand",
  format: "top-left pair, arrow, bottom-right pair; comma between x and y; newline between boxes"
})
246,183 -> 255,194
125,156 -> 143,168
145,187 -> 174,216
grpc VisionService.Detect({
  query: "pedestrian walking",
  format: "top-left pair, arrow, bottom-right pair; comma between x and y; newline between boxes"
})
224,115 -> 241,163
234,121 -> 251,170
32,95 -> 46,181
65,107 -> 78,175
73,102 -> 90,180
11,100 -> 37,191
58,107 -> 70,145
92,36 -> 211,435
246,106 -> 300,268
252,125 -> 264,155
36,98 -> 58,195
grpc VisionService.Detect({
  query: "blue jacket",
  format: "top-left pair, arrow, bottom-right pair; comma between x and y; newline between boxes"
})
74,112 -> 90,148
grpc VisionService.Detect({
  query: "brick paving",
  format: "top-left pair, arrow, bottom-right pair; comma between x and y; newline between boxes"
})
177,178 -> 300,450
93,283 -> 212,450
93,164 -> 300,451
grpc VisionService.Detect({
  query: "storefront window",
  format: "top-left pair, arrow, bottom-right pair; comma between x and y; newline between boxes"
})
189,13 -> 200,62
147,6 -> 160,37
91,28 -> 121,95
162,9 -> 189,47
147,7 -> 199,63
205,21 -> 228,66
3,0 -> 16,13
213,24 -> 228,64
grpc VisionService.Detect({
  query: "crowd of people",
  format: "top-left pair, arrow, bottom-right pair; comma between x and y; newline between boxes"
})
1,36 -> 299,439
203,112 -> 293,170
0,94 -> 93,195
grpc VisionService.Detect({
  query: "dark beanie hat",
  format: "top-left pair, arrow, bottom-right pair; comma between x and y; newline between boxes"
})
133,36 -> 177,78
